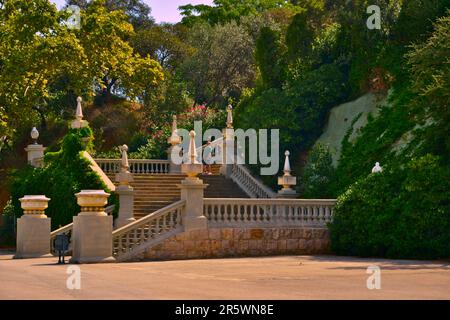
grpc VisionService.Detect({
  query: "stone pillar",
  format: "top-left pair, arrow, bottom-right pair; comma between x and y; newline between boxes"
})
167,115 -> 182,173
14,195 -> 51,259
220,105 -> 235,177
179,131 -> 208,231
70,190 -> 115,264
115,145 -> 135,228
277,151 -> 298,198
25,127 -> 45,168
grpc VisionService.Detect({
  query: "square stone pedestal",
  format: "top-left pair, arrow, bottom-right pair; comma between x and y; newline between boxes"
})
178,178 -> 208,231
70,215 -> 115,264
14,215 -> 51,259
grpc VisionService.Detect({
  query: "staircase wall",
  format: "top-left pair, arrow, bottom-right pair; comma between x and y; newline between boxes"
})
139,227 -> 330,261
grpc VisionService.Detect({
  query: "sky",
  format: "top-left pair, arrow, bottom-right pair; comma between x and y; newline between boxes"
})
51,0 -> 214,23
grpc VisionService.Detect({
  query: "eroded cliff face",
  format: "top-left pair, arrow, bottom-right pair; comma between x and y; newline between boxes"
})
315,93 -> 389,166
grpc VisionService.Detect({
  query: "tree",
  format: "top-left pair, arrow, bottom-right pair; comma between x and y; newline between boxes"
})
0,0 -> 85,141
0,0 -> 163,144
180,0 -> 296,26
66,0 -> 155,29
301,143 -> 336,198
406,12 -> 450,158
180,21 -> 256,107
255,27 -> 285,89
132,24 -> 195,71
73,0 -> 164,103
286,11 -> 314,62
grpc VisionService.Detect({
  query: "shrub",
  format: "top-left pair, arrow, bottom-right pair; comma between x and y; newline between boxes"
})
301,143 -> 336,198
330,154 -> 450,259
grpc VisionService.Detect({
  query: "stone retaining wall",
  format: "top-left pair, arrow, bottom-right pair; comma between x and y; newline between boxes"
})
143,227 -> 330,261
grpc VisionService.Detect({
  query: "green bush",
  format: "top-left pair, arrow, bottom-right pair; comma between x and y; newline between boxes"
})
0,199 -> 16,247
8,127 -> 117,230
330,154 -> 450,259
301,143 -> 336,198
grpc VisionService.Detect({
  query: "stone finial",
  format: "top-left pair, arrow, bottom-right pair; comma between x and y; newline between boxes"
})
188,130 -> 198,164
119,144 -> 129,172
30,127 -> 39,144
181,130 -> 203,178
226,105 -> 233,129
167,115 -> 181,146
25,128 -> 45,167
277,150 -> 297,197
71,96 -> 89,129
372,162 -> 382,173
116,145 -> 133,185
283,150 -> 291,175
76,96 -> 83,120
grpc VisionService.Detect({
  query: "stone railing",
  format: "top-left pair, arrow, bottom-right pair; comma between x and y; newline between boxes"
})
203,198 -> 335,228
94,159 -> 170,174
82,152 -> 116,191
49,204 -> 115,255
112,200 -> 185,261
229,164 -> 276,198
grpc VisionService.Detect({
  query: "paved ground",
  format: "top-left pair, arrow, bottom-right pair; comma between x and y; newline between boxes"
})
0,251 -> 449,299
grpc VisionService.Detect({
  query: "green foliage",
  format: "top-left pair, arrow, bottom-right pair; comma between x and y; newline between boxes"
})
301,143 -> 336,198
0,199 -> 15,247
0,0 -> 163,144
330,154 -> 450,259
180,21 -> 256,107
330,13 -> 450,259
286,11 -> 313,62
8,127 -> 116,230
237,60 -> 350,156
255,27 -> 285,89
180,0 -> 296,26
66,0 -> 155,30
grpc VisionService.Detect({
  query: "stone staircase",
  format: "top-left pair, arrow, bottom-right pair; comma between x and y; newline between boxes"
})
107,165 -> 249,220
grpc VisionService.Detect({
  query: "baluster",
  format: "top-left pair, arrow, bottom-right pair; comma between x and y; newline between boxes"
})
162,213 -> 167,231
176,208 -> 182,226
154,218 -> 159,236
125,233 -> 130,252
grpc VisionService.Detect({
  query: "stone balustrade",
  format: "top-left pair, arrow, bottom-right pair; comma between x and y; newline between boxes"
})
112,200 -> 185,261
203,198 -> 335,228
229,164 -> 276,198
95,159 -> 170,174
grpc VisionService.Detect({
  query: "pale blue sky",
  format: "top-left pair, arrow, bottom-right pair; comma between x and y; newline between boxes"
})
50,0 -> 214,23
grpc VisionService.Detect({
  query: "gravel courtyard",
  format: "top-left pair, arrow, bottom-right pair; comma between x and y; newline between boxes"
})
0,251 -> 449,300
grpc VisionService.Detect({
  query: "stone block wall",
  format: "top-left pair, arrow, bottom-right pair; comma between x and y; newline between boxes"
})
143,227 -> 330,261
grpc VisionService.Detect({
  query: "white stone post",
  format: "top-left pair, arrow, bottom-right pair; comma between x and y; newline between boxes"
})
167,115 -> 182,173
70,190 -> 115,264
14,195 -> 51,259
220,105 -> 235,177
179,131 -> 208,231
115,145 -> 135,228
25,127 -> 45,168
277,151 -> 298,198
71,97 -> 89,129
